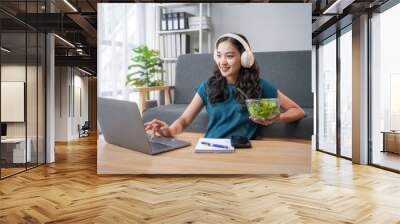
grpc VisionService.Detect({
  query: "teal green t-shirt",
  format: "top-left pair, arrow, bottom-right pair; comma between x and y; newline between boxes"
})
196,79 -> 277,139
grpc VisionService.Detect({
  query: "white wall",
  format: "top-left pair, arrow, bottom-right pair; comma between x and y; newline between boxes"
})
211,3 -> 311,52
1,65 -> 36,137
55,67 -> 89,141
72,74 -> 89,138
55,67 -> 69,141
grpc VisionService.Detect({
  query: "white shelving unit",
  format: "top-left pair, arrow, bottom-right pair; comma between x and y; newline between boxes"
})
155,3 -> 212,86
155,3 -> 212,55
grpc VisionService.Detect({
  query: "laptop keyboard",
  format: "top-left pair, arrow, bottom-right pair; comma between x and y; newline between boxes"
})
147,135 -> 190,154
149,141 -> 171,153
148,135 -> 176,146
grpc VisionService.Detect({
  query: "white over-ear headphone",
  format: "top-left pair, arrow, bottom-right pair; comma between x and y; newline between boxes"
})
213,33 -> 255,68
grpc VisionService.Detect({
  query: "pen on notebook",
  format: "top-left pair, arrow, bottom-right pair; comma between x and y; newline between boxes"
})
200,141 -> 229,149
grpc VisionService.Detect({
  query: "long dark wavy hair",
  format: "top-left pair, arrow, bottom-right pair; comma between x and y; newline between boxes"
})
207,34 -> 262,105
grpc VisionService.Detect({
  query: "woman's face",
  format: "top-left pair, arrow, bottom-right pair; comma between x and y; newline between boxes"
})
216,40 -> 242,81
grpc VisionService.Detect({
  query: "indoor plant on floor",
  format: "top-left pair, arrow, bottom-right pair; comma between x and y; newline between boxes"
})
126,45 -> 166,109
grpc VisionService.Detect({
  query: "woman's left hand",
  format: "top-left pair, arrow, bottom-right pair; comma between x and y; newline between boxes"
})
250,113 -> 281,126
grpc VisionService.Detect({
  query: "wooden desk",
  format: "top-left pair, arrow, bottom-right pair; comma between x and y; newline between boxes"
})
97,133 -> 311,175
131,85 -> 174,113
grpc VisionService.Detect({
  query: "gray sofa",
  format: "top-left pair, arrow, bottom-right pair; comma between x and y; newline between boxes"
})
143,51 -> 313,139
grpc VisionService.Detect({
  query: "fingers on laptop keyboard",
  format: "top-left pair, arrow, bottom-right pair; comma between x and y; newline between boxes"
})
144,119 -> 167,132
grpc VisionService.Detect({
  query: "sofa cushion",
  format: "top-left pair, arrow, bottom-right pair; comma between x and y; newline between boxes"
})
174,54 -> 214,105
174,51 -> 312,108
257,108 -> 313,139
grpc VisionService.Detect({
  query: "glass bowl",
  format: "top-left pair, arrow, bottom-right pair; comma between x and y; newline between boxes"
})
246,98 -> 280,119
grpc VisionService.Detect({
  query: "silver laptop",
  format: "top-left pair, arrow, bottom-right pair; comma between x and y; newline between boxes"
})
98,97 -> 190,155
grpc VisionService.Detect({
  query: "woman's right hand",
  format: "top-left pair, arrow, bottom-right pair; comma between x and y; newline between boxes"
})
144,119 -> 173,137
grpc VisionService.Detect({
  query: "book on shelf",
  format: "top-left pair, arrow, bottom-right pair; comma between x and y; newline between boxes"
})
160,12 -> 193,31
188,24 -> 212,30
159,31 -> 191,60
189,16 -> 211,24
181,34 -> 190,54
176,34 -> 181,58
159,35 -> 165,58
172,12 -> 179,30
163,34 -> 169,58
189,16 -> 211,30
161,13 -> 167,31
185,34 -> 191,54
178,12 -> 191,30
171,34 -> 177,58
167,13 -> 173,30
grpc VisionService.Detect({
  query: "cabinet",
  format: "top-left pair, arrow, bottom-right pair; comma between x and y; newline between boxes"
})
1,138 -> 32,165
382,131 -> 400,154
155,3 -> 212,86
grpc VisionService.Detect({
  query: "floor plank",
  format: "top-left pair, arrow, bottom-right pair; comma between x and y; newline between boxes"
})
1,135 -> 400,223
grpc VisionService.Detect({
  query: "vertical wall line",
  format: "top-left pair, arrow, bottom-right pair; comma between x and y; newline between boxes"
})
72,68 -> 75,118
316,45 -> 319,150
68,68 -> 71,118
36,0 -> 39,167
44,7 -> 47,164
367,11 -> 373,165
44,4 -> 47,164
25,0 -> 28,171
59,67 -> 61,117
336,28 -> 341,157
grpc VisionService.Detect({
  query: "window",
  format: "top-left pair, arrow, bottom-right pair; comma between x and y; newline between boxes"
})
0,1 -> 46,179
98,4 -> 156,103
371,2 -> 400,171
318,36 -> 337,154
339,28 -> 352,158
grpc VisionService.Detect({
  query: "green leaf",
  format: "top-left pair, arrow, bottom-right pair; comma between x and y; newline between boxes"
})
128,64 -> 146,70
148,68 -> 164,74
127,71 -> 145,77
132,47 -> 143,54
128,45 -> 166,87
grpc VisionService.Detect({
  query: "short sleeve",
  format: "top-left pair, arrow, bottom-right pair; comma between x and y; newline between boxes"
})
260,79 -> 278,98
195,81 -> 208,104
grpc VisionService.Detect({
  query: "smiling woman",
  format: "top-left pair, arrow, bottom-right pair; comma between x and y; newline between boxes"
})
144,33 -> 305,140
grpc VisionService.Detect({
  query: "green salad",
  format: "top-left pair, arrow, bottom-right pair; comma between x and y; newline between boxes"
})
246,99 -> 279,119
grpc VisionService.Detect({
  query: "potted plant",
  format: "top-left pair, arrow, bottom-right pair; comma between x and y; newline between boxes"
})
126,45 -> 165,90
126,46 -> 166,108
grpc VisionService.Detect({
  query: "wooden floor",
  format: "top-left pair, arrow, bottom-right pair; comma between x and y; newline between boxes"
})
373,150 -> 400,171
1,167 -> 26,178
1,136 -> 400,223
